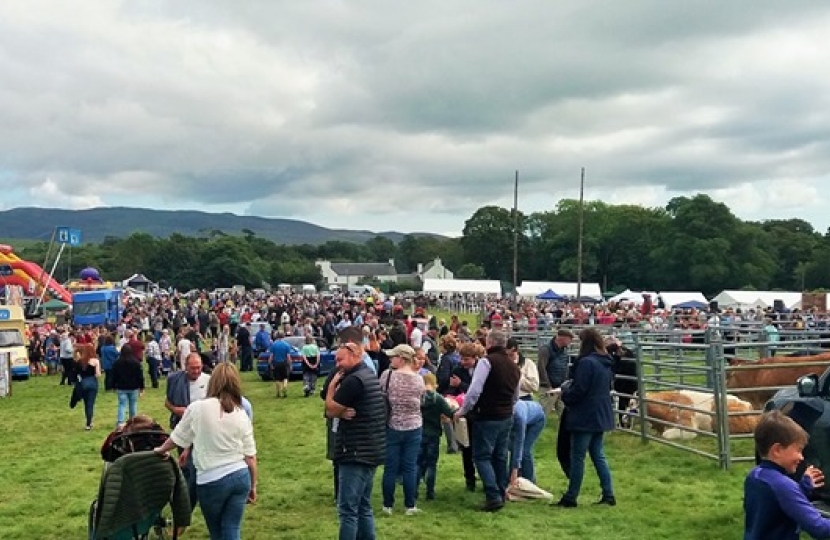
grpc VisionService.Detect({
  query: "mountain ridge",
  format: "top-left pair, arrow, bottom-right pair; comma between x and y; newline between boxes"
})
0,206 -> 445,245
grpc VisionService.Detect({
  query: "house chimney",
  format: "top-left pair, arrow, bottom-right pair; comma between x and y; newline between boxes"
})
388,258 -> 395,269
417,263 -> 423,275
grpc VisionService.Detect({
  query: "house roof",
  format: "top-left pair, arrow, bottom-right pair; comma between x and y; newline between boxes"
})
330,262 -> 396,277
422,260 -> 436,273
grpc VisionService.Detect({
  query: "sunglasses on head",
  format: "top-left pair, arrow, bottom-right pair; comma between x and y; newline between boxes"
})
339,343 -> 359,353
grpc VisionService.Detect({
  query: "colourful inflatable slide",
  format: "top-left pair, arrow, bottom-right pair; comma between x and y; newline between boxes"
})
0,244 -> 73,303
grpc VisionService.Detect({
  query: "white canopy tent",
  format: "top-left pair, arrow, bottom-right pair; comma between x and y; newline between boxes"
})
607,289 -> 658,305
516,281 -> 602,300
711,290 -> 802,310
422,278 -> 502,295
658,291 -> 709,309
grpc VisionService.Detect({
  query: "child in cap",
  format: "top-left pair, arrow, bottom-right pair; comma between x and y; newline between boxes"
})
744,410 -> 830,540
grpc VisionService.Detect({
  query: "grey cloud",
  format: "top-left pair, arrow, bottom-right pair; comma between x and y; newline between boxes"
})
1,1 -> 830,230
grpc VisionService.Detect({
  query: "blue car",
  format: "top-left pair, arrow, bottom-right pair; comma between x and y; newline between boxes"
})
257,336 -> 336,381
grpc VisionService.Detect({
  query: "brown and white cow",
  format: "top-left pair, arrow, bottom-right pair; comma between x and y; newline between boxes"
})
629,390 -> 758,440
726,352 -> 830,409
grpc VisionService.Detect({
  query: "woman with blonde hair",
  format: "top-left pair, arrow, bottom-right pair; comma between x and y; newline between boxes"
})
73,343 -> 101,430
379,344 -> 425,515
155,363 -> 258,540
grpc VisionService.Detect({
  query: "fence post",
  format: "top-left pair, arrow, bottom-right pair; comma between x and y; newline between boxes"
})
634,333 -> 648,443
673,332 -> 685,387
704,328 -> 714,390
651,338 -> 662,390
711,338 -> 731,470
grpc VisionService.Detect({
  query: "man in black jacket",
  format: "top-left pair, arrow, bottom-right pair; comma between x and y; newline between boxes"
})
236,323 -> 253,372
326,338 -> 386,539
454,330 -> 521,512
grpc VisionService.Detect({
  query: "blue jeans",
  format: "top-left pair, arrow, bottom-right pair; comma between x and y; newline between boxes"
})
417,435 -> 440,498
116,389 -> 139,424
182,448 -> 199,511
382,427 -> 422,509
337,463 -> 377,540
472,418 -> 513,503
565,431 -> 614,501
511,416 -> 546,484
80,377 -> 98,427
198,467 -> 251,540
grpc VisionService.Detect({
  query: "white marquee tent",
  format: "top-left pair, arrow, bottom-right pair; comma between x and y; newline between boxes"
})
711,290 -> 802,310
422,278 -> 502,295
607,289 -> 658,305
516,281 -> 602,300
657,291 -> 710,309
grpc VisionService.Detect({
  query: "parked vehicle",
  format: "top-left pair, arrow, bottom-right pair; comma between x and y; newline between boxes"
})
766,371 -> 830,516
257,336 -> 336,381
0,305 -> 29,379
72,289 -> 122,327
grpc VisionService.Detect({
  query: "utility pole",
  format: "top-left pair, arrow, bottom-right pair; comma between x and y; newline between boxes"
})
576,167 -> 585,302
512,170 -> 519,297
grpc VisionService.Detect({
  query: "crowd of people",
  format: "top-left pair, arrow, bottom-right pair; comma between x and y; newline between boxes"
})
19,286 -> 830,539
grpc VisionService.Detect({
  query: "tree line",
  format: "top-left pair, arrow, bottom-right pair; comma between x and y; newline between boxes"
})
11,194 -> 830,295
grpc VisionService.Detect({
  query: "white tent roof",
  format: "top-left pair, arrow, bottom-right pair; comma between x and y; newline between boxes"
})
658,291 -> 709,309
422,278 -> 501,295
607,289 -> 658,304
712,290 -> 802,309
516,281 -> 602,300
121,273 -> 157,287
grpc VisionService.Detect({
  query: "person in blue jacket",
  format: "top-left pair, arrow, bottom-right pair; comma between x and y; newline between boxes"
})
556,327 -> 616,508
744,410 -> 830,540
100,335 -> 120,391
268,332 -> 293,398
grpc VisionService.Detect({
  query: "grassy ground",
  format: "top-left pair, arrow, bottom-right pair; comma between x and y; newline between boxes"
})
0,372 -> 753,540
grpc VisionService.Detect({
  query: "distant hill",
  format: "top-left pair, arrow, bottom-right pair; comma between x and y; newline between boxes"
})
0,207 -> 444,245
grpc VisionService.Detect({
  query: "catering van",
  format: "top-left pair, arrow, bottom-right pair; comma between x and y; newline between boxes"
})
0,305 -> 29,379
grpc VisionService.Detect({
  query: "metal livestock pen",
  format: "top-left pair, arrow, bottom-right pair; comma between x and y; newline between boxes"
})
511,326 -> 830,469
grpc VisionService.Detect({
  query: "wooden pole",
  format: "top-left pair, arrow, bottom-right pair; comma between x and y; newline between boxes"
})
576,167 -> 585,301
512,170 -> 519,295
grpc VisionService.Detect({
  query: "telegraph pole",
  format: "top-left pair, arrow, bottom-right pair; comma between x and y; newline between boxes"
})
576,167 -> 585,301
512,170 -> 519,296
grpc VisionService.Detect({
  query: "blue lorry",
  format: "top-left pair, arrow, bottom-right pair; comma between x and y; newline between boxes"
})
72,289 -> 123,327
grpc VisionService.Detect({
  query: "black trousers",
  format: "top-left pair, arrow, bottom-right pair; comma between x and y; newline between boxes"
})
462,417 -> 476,487
557,408 -> 572,479
147,357 -> 160,388
240,347 -> 254,372
60,357 -> 74,385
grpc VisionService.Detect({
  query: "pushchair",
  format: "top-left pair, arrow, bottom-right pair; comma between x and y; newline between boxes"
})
88,418 -> 191,540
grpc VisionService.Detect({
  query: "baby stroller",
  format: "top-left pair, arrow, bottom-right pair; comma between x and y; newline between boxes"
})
88,416 -> 191,540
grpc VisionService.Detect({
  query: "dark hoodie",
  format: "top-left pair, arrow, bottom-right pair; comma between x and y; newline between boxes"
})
561,352 -> 615,432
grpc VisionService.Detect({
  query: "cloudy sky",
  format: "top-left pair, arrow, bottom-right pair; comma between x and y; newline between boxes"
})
2,1 -> 829,236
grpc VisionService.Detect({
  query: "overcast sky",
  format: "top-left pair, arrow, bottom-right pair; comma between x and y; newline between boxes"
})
2,1 -> 829,236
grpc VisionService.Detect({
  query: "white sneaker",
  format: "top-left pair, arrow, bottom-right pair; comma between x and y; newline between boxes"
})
405,507 -> 421,516
382,507 -> 393,515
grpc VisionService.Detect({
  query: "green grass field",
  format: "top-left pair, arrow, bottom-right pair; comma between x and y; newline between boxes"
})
0,371 -> 754,540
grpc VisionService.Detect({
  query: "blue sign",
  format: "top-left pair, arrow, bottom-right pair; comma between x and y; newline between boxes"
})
56,227 -> 82,246
69,229 -> 82,246
0,309 -> 10,321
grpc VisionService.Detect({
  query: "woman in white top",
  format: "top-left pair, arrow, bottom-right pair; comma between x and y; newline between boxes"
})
216,325 -> 230,363
506,337 -> 539,401
155,363 -> 257,540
